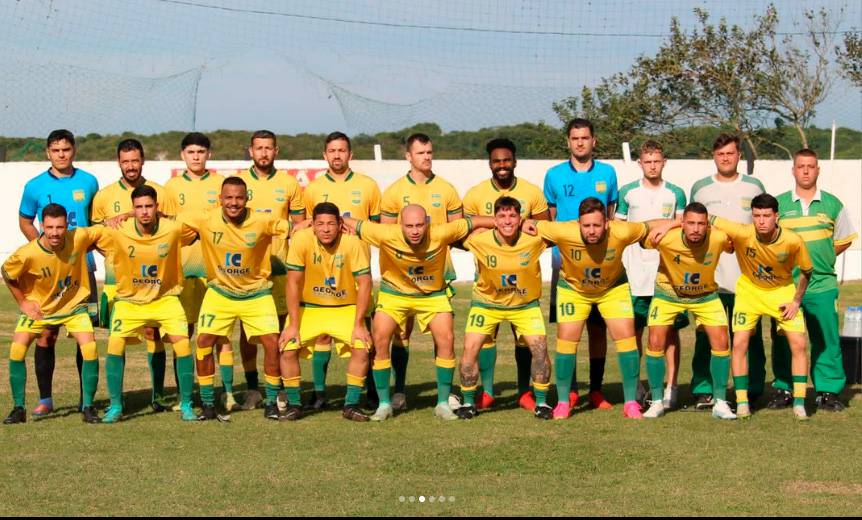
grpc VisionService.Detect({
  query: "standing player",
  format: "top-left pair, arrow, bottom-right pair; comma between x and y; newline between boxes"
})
641,203 -> 737,420
164,133 -> 237,408
457,196 -> 553,420
180,177 -> 293,421
235,130 -> 305,410
92,139 -> 175,412
301,131 -> 382,409
379,133 -> 463,411
18,129 -> 99,417
616,140 -> 688,409
3,204 -> 106,424
543,118 -> 619,410
281,202 -> 374,422
528,198 -> 673,420
343,205 -> 493,421
99,186 -> 198,423
462,138 -> 549,411
708,195 -> 813,419
774,149 -> 857,411
689,133 -> 766,409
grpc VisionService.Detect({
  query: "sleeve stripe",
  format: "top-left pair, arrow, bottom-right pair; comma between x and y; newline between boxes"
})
18,212 -> 35,219
447,206 -> 463,215
285,263 -> 305,272
353,268 -> 371,277
834,234 -> 858,246
369,215 -> 381,222
381,210 -> 398,218
289,209 -> 305,215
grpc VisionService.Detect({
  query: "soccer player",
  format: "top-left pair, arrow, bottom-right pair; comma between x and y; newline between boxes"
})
708,194 -> 813,419
343,205 -> 492,421
180,177 -> 293,421
457,196 -> 553,420
235,130 -> 305,410
462,138 -> 549,411
527,198 -> 673,420
543,118 -> 619,410
164,133 -> 237,409
641,203 -> 737,420
301,131 -> 382,410
281,202 -> 374,422
3,204 -> 106,424
18,129 -> 99,417
774,149 -> 857,411
98,185 -> 198,423
689,133 -> 766,409
92,138 -> 175,412
379,133 -> 463,411
616,140 -> 688,409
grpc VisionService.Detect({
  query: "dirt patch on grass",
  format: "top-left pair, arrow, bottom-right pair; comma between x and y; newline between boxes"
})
785,480 -> 862,496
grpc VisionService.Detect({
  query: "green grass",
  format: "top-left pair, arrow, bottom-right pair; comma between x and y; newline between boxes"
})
0,282 -> 860,516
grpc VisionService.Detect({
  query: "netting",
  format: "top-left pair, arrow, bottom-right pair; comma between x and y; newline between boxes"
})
0,0 -> 858,136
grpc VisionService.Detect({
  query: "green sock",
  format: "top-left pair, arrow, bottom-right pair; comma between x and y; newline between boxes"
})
312,350 -> 332,393
645,355 -> 666,402
81,359 -> 99,407
792,375 -> 808,407
105,353 -> 125,410
392,345 -> 409,394
264,379 -> 280,405
478,345 -> 497,397
533,384 -> 548,407
462,387 -> 477,406
710,353 -> 731,401
733,375 -> 750,405
618,350 -> 640,402
219,361 -> 234,394
515,346 -> 533,395
200,382 -> 215,406
175,355 -> 194,406
148,351 -> 166,402
9,360 -> 26,408
435,364 -> 455,405
345,385 -> 362,406
285,386 -> 301,406
373,366 -> 391,405
555,353 -> 576,404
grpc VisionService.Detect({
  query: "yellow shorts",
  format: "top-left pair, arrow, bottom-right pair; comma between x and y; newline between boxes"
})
375,291 -> 452,334
556,283 -> 634,323
98,283 -> 118,328
732,277 -> 805,334
465,304 -> 546,338
282,305 -> 366,359
109,296 -> 189,338
179,277 -> 207,324
197,289 -> 280,339
15,310 -> 93,335
648,296 -> 727,328
271,274 -> 287,316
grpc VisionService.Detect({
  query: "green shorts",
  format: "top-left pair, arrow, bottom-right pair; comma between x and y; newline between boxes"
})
633,295 -> 689,330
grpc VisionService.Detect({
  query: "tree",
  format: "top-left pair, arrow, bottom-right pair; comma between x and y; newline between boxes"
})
837,31 -> 862,88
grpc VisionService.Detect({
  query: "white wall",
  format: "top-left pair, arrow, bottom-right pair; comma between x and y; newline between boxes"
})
3,159 -> 859,283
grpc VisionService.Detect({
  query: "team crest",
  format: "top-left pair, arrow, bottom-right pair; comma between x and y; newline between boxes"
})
334,254 -> 345,269
351,191 -> 361,205
275,197 -> 286,202
661,203 -> 673,218
777,252 -> 789,263
432,193 -> 442,208
741,197 -> 752,210
604,248 -> 617,262
73,190 -> 85,202
157,243 -> 170,258
595,181 -> 607,193
244,232 -> 258,247
816,213 -> 831,224
519,251 -> 531,266
703,252 -> 714,266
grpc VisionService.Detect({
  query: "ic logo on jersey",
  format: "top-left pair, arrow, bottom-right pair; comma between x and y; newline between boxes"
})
683,272 -> 701,284
225,253 -> 243,267
583,268 -> 601,280
500,274 -> 518,287
53,275 -> 77,298
324,276 -> 336,288
755,264 -> 776,282
408,266 -> 425,276
140,265 -> 158,278
313,276 -> 347,298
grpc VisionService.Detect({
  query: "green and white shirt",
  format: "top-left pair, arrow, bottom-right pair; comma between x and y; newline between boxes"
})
616,179 -> 687,296
690,173 -> 765,293
776,189 -> 857,294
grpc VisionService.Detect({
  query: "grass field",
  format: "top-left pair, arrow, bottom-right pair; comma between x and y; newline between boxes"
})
0,282 -> 860,516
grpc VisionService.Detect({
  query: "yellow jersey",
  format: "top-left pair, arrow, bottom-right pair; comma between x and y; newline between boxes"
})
646,228 -> 733,302
463,229 -> 548,309
710,216 -> 814,289
164,171 -> 223,278
537,220 -> 648,294
380,173 -> 462,223
356,219 -> 472,296
91,178 -> 171,285
303,170 -> 382,221
180,209 -> 291,299
2,228 -> 110,318
285,228 -> 371,307
463,177 -> 548,218
98,218 -> 197,304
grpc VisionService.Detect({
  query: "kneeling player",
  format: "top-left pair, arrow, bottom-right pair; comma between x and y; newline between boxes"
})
642,203 -> 736,420
710,195 -> 813,419
280,202 -> 374,421
458,196 -> 552,419
100,186 -> 198,422
3,204 -> 105,424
